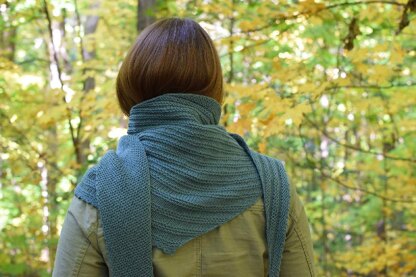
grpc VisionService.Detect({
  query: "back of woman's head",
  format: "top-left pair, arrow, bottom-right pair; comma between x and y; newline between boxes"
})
116,17 -> 224,116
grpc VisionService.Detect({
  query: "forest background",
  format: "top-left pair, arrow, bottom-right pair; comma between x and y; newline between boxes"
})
1,0 -> 415,276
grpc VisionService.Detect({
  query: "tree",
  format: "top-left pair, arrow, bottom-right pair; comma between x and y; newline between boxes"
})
1,0 -> 415,276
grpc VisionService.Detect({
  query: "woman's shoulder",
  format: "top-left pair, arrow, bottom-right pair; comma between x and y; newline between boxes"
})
244,181 -> 304,235
287,181 -> 306,225
67,195 -> 99,238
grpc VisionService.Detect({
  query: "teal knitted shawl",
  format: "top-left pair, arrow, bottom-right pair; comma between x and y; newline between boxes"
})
74,93 -> 290,276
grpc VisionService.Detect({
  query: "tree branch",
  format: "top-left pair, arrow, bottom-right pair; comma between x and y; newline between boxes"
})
242,1 -> 405,34
303,115 -> 416,163
0,110 -> 67,177
42,0 -> 80,161
297,124 -> 416,203
320,171 -> 416,203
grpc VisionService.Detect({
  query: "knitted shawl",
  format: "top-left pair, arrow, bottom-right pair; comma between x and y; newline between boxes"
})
74,93 -> 290,277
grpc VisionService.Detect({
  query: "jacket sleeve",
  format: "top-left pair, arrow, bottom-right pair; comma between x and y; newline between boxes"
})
279,182 -> 316,277
52,196 -> 109,277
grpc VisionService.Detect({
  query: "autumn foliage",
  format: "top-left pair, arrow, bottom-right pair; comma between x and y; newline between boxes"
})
1,0 -> 415,276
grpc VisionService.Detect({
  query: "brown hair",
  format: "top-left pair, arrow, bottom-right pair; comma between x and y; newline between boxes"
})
116,18 -> 224,116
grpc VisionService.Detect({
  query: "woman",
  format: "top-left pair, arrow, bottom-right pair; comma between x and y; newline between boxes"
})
53,17 -> 315,277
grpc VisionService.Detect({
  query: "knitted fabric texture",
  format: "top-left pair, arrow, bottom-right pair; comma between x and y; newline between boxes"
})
74,93 -> 291,277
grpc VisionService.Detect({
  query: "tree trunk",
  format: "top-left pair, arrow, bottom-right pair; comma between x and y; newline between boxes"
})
75,0 -> 101,166
0,2 -> 17,61
138,0 -> 156,32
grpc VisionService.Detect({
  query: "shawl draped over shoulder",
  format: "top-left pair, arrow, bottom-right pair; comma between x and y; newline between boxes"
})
74,93 -> 291,277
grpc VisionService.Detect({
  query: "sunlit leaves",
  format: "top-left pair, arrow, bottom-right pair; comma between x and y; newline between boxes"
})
1,0 -> 416,275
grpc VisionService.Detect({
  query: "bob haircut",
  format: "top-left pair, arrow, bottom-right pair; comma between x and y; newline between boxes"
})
116,17 -> 224,116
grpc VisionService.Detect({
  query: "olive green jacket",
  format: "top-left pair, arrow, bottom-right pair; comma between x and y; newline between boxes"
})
53,182 -> 315,276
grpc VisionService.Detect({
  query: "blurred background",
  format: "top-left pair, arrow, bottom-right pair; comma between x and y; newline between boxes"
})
1,0 -> 415,276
